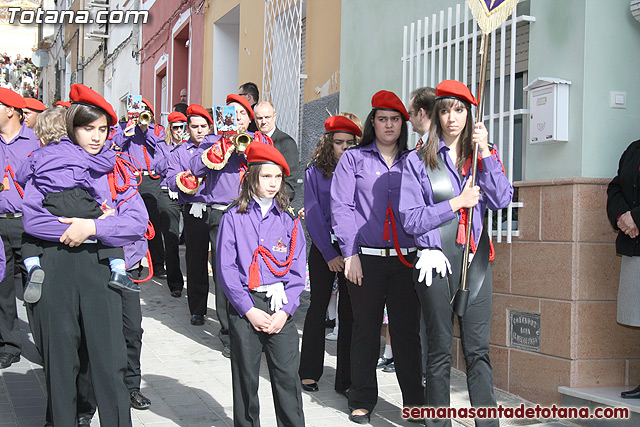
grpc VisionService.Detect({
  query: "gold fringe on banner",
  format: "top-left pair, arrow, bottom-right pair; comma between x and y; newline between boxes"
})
467,0 -> 519,35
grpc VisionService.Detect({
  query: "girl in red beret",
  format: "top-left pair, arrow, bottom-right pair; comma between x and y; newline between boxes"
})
298,114 -> 362,396
216,142 -> 306,426
399,80 -> 513,426
331,91 -> 424,423
19,84 -> 149,426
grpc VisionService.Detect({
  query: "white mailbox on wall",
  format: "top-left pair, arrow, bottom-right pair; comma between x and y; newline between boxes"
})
523,77 -> 571,144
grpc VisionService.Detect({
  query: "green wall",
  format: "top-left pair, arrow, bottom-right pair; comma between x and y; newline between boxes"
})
527,0 -> 640,180
340,0 -> 455,120
340,0 -> 640,180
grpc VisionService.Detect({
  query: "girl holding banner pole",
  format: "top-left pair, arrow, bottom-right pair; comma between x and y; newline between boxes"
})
399,80 -> 512,427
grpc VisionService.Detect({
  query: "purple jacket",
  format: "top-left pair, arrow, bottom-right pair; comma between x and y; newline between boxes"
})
188,134 -> 245,205
0,123 -> 41,213
110,122 -> 168,176
304,164 -> 339,262
331,142 -> 415,258
15,138 -> 115,199
216,200 -> 306,317
166,139 -> 211,205
21,154 -> 149,248
399,140 -> 513,249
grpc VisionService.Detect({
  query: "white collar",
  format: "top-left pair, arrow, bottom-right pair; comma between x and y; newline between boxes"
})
266,127 -> 276,138
253,195 -> 274,217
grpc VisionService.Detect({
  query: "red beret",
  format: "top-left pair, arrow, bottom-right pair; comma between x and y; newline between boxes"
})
168,111 -> 188,123
68,84 -> 118,126
56,101 -> 71,108
0,88 -> 26,109
186,104 -> 212,125
142,98 -> 154,116
245,141 -> 290,176
24,98 -> 46,112
324,116 -> 362,137
435,80 -> 478,106
226,94 -> 254,120
371,90 -> 409,121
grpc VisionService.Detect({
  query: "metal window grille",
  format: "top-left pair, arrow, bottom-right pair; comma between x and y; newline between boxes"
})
263,0 -> 303,143
401,2 -> 535,243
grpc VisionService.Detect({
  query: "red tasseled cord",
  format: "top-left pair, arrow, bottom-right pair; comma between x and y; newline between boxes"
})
5,165 -> 24,198
142,146 -> 160,179
382,200 -> 414,268
248,218 -> 300,289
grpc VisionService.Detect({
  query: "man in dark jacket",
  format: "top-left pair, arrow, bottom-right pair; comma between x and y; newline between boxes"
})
253,101 -> 299,200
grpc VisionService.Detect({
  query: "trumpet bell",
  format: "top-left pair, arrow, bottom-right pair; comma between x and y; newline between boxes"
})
139,111 -> 152,125
233,133 -> 253,153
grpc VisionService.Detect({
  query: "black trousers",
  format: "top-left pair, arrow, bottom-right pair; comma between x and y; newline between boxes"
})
76,286 -> 144,420
157,187 -> 184,292
0,216 -> 26,356
416,265 -> 498,427
298,243 -> 353,391
347,254 -> 424,413
29,243 -> 131,426
183,204 -> 229,346
228,292 -> 305,427
138,175 -> 164,272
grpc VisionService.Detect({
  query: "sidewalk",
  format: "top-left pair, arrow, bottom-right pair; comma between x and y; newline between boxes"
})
1,267 -> 576,427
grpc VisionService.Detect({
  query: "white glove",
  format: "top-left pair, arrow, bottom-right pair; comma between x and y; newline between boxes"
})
265,282 -> 288,312
168,189 -> 178,200
415,249 -> 452,286
189,202 -> 206,218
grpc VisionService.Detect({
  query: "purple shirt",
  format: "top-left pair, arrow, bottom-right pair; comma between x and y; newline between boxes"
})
399,140 -> 513,249
0,238 -> 5,281
216,200 -> 306,317
21,156 -> 149,248
110,122 -> 168,175
0,123 -> 41,213
188,134 -> 245,205
331,142 -> 415,258
160,140 -> 180,187
166,139 -> 211,205
124,237 -> 148,270
304,164 -> 339,262
15,138 -> 115,199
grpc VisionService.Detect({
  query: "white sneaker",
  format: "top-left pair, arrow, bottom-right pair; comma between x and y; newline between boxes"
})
325,331 -> 338,341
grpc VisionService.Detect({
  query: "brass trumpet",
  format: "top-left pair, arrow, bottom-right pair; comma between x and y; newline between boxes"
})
138,111 -> 152,126
232,132 -> 252,153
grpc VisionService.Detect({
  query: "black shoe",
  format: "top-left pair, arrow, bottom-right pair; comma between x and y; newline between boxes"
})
0,352 -> 20,369
621,385 -> 640,398
130,389 -> 151,410
325,317 -> 336,329
154,268 -> 167,279
382,361 -> 395,373
24,266 -> 45,304
77,416 -> 92,426
301,381 -> 319,392
222,345 -> 231,358
108,272 -> 141,292
376,357 -> 393,369
349,409 -> 370,424
190,314 -> 205,325
171,290 -> 182,298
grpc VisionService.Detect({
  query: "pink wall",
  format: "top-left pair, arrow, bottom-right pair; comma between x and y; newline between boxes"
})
140,0 -> 205,115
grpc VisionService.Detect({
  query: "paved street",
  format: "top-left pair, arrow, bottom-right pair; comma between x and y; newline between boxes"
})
1,259 -> 575,427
